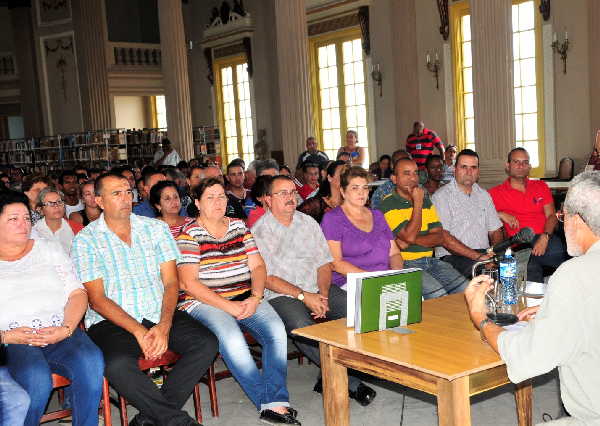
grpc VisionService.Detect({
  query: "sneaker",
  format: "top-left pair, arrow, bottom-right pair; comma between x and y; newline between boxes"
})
259,409 -> 301,425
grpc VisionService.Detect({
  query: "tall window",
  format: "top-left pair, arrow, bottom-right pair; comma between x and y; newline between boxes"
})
451,4 -> 475,151
215,57 -> 255,165
512,0 -> 543,169
155,95 -> 167,129
311,30 -> 369,163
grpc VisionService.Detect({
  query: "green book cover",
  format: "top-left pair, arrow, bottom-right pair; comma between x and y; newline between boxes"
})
355,269 -> 422,334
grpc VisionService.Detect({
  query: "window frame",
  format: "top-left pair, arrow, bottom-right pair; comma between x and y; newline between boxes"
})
213,54 -> 255,165
308,26 -> 371,163
512,0 -> 545,176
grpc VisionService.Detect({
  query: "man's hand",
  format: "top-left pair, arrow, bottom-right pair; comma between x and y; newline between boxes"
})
473,251 -> 494,262
532,235 -> 549,256
517,306 -> 539,321
395,237 -> 410,250
464,275 -> 494,326
236,297 -> 260,321
28,326 -> 71,346
133,326 -> 153,359
143,322 -> 171,360
498,212 -> 519,229
409,186 -> 425,206
302,292 -> 329,319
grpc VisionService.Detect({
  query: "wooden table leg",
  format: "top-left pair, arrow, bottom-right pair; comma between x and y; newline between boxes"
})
514,379 -> 533,426
319,343 -> 349,426
436,376 -> 471,426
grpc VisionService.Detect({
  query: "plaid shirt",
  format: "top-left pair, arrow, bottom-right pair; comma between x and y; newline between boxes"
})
71,213 -> 180,328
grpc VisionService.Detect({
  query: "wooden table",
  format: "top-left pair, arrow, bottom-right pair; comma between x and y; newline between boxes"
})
293,294 -> 532,426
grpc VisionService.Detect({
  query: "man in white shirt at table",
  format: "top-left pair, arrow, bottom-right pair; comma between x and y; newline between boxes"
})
465,171 -> 600,425
153,138 -> 181,167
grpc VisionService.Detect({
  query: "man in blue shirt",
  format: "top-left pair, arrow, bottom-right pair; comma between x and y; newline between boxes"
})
133,169 -> 187,218
71,173 -> 217,426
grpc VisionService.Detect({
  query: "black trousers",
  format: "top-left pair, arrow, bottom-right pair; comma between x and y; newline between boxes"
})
88,310 -> 218,426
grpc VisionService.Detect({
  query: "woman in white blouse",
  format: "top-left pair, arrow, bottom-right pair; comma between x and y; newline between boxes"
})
0,190 -> 104,426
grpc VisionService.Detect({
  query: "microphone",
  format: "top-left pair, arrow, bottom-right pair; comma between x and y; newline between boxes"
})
490,227 -> 535,255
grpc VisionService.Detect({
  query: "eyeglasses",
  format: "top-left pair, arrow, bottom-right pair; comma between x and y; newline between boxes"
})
42,200 -> 65,207
556,209 -> 588,226
271,189 -> 298,198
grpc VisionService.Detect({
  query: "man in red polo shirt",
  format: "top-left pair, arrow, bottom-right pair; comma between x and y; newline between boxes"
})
489,147 -> 567,282
406,121 -> 445,170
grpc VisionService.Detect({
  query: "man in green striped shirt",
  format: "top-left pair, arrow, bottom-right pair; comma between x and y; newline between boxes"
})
378,158 -> 468,299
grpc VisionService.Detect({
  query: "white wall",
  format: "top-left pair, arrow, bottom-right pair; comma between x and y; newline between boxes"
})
114,95 -> 148,129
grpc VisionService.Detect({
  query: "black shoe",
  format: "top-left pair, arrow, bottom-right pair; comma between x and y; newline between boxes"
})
349,383 -> 377,407
259,409 -> 301,425
313,378 -> 323,394
287,407 -> 298,418
129,414 -> 156,426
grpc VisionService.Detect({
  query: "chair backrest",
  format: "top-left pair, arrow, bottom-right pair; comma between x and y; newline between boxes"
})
514,248 -> 532,288
558,157 -> 574,180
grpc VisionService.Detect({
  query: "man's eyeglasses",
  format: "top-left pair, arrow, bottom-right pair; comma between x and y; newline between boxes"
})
42,200 -> 65,207
556,210 -> 588,226
271,189 -> 298,198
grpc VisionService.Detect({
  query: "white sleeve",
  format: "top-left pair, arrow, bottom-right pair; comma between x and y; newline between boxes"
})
50,243 -> 84,298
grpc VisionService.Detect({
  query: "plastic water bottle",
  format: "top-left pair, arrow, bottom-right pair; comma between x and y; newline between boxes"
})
499,248 -> 518,305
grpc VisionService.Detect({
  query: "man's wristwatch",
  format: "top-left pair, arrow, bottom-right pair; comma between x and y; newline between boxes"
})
297,291 -> 305,302
479,318 -> 493,343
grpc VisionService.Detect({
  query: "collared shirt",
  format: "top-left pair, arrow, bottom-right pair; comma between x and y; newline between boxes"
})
432,180 -> 502,257
489,177 -> 553,237
296,150 -> 329,169
378,190 -> 441,260
71,213 -> 181,328
132,199 -> 187,219
251,211 -> 333,300
153,149 -> 181,167
498,241 -> 600,423
31,218 -> 82,254
65,199 -> 84,218
406,128 -> 444,169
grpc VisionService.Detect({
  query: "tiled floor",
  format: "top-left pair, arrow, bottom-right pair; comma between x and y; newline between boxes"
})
47,355 -> 564,426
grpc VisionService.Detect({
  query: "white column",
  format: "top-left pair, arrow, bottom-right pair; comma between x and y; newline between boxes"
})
158,0 -> 194,160
471,0 -> 515,187
273,0 -> 312,165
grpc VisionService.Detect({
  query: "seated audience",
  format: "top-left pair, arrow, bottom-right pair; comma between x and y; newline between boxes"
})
176,178 -> 300,425
297,160 -> 345,223
60,170 -> 84,217
489,147 -> 567,282
70,180 -> 102,226
225,160 -> 249,219
0,190 -> 104,426
243,160 -> 280,216
337,130 -> 366,167
22,174 -> 52,225
378,158 -> 468,299
204,165 -> 224,183
370,149 -> 411,210
164,167 -> 192,212
188,166 -> 206,193
71,173 -> 217,426
246,175 -> 272,228
423,154 -> 444,195
432,150 -> 503,277
0,362 -> 30,425
442,144 -> 457,183
336,151 -> 351,163
134,169 -> 188,219
31,187 -> 83,253
296,137 -> 329,172
297,162 -> 320,200
150,180 -> 194,238
321,166 -> 403,287
465,171 -> 600,425
117,167 -> 140,203
372,154 -> 392,180
244,160 -> 258,190
252,175 -> 377,407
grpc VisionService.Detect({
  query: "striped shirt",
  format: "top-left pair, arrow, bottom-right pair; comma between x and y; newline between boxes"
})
377,190 -> 442,260
406,128 -> 444,169
71,213 -> 181,328
175,218 -> 257,309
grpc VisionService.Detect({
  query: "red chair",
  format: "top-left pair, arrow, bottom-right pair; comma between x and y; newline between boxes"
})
116,350 -> 204,425
40,373 -> 112,424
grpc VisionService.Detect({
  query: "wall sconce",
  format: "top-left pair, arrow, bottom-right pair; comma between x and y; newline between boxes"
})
552,31 -> 569,74
426,51 -> 441,90
371,63 -> 382,97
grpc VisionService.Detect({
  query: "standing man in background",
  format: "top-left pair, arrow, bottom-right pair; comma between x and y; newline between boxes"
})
406,121 -> 445,170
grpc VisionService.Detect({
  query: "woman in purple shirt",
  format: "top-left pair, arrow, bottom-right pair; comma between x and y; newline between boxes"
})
321,166 -> 403,287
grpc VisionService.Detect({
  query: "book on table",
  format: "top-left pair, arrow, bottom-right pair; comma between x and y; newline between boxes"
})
345,269 -> 422,334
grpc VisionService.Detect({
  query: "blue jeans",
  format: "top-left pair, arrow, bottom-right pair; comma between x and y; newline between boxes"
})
404,257 -> 469,299
5,329 -> 104,426
0,366 -> 30,425
187,301 -> 289,411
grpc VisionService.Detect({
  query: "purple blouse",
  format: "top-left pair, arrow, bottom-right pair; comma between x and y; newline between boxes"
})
321,206 -> 394,286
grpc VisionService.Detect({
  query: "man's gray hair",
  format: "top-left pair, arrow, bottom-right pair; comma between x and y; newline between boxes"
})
37,186 -> 64,208
246,160 -> 259,173
564,171 -> 600,236
255,159 -> 280,176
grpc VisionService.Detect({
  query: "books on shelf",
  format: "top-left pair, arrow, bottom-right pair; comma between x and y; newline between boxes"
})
346,269 -> 423,334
